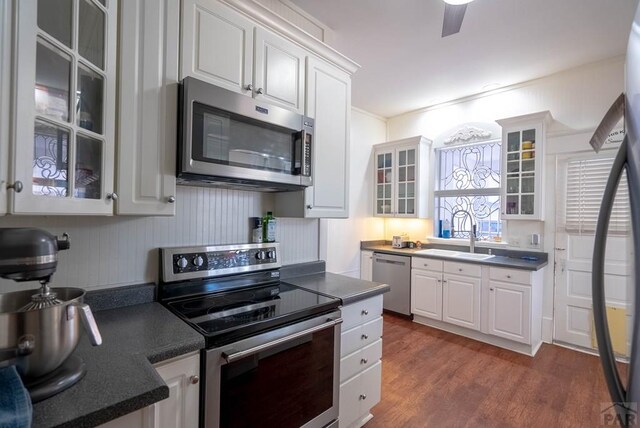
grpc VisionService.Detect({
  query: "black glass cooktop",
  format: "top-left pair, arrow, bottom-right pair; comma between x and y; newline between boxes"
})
166,281 -> 339,347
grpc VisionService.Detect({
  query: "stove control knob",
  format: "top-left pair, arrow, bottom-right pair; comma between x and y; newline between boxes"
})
256,251 -> 266,260
176,256 -> 188,269
193,255 -> 204,267
266,250 -> 275,259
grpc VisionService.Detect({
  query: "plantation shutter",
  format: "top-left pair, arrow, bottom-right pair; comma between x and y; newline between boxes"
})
565,157 -> 630,234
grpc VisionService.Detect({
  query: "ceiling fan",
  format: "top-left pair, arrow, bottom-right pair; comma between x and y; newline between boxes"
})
442,0 -> 474,37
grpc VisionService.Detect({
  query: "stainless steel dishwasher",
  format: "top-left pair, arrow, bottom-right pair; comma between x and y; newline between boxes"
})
372,252 -> 411,316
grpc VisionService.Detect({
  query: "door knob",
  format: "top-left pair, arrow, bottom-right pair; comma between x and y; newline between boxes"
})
7,181 -> 23,193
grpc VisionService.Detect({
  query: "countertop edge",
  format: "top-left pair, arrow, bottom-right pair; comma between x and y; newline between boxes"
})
363,246 -> 548,271
340,283 -> 390,305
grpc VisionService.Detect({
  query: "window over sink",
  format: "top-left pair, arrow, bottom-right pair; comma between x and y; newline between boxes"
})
435,141 -> 502,239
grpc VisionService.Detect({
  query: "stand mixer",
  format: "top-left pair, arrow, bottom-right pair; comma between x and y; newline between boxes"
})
0,228 -> 102,402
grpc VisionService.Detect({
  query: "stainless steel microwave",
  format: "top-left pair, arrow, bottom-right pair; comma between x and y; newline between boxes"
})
178,77 -> 313,191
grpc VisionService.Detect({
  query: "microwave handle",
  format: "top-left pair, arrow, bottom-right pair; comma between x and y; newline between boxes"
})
221,317 -> 342,364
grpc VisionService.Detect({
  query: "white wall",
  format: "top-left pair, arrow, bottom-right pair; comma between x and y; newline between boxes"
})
385,56 -> 625,342
322,108 -> 386,278
0,186 -> 319,292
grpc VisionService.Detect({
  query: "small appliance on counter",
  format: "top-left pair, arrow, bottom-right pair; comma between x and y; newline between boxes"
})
0,228 -> 102,402
391,234 -> 410,249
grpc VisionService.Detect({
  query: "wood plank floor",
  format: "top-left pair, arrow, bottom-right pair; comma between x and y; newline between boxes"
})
365,314 -> 628,428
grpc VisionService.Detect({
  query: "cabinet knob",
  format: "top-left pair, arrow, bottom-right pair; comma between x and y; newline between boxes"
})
190,375 -> 199,385
506,275 -> 511,279
244,84 -> 253,92
306,204 -> 313,209
490,288 -> 494,291
256,87 -> 264,95
361,358 -> 368,364
458,268 -> 463,272
437,279 -> 442,283
107,192 -> 118,201
359,394 -> 367,400
361,309 -> 368,316
7,181 -> 23,193
167,195 -> 176,203
361,334 -> 368,340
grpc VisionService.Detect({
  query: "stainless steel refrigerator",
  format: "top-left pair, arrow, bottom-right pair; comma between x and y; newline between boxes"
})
592,3 -> 640,425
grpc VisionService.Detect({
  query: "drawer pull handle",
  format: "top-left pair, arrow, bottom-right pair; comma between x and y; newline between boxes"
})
359,394 -> 367,400
361,334 -> 369,340
361,309 -> 369,316
361,358 -> 368,364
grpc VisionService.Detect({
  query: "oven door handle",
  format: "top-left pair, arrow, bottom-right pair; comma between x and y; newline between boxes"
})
221,317 -> 343,364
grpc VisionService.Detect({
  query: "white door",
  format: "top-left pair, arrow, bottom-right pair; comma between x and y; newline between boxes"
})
303,56 -> 351,218
554,155 -> 633,353
442,273 -> 481,331
253,28 -> 306,114
117,0 -> 178,215
411,269 -> 442,320
181,0 -> 254,95
488,280 -> 531,344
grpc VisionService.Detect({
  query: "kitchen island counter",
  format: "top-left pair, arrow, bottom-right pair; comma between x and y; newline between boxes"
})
32,302 -> 204,428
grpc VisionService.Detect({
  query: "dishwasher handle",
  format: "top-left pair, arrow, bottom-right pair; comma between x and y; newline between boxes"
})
373,258 -> 406,266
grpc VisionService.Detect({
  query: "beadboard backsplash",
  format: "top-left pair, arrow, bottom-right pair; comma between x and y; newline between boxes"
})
0,186 -> 319,292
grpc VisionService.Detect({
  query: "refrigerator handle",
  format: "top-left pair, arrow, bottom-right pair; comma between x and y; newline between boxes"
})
592,136 -> 628,408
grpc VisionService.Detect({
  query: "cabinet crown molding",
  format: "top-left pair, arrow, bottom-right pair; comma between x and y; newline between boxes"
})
495,110 -> 553,127
444,126 -> 493,146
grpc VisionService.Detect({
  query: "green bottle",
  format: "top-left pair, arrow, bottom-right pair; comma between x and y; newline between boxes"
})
263,211 -> 276,243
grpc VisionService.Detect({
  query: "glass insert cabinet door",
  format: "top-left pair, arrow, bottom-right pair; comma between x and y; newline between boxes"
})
395,147 -> 416,216
504,128 -> 537,216
12,0 -> 116,214
375,150 -> 394,215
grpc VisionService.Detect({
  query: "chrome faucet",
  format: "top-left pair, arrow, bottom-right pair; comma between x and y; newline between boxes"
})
451,209 -> 477,253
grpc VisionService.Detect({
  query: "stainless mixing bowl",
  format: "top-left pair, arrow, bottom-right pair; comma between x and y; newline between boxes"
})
0,287 -> 102,378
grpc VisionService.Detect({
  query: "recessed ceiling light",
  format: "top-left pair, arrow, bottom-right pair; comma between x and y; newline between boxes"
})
443,0 -> 475,5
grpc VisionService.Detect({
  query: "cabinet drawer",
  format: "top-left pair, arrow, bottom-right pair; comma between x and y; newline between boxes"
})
444,261 -> 481,277
339,361 -> 382,428
342,295 -> 383,331
341,317 -> 383,357
412,257 -> 443,271
490,267 -> 531,285
340,339 -> 382,383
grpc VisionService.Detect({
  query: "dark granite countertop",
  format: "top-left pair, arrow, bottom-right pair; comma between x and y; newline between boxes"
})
284,271 -> 390,305
32,302 -> 205,428
361,244 -> 548,271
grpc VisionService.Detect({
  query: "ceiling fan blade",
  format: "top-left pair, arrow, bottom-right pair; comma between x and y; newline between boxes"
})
442,3 -> 467,37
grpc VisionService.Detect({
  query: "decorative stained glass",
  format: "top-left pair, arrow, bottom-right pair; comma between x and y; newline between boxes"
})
435,141 -> 502,239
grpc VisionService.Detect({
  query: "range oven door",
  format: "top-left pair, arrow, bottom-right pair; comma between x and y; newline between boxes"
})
180,77 -> 313,189
204,311 -> 342,428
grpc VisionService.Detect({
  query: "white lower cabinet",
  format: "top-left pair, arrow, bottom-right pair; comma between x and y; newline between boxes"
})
98,352 -> 200,428
410,269 -> 442,320
339,295 -> 383,428
360,251 -> 373,281
410,257 -> 543,355
487,280 -> 531,344
442,272 -> 481,331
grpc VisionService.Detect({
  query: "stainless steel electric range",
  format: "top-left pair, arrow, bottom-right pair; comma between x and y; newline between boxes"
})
159,243 -> 342,428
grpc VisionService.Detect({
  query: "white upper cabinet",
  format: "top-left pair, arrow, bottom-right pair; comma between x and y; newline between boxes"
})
372,136 -> 432,218
181,0 -> 254,95
181,0 -> 306,114
11,0 -> 118,214
254,28 -> 306,114
496,111 -> 552,221
274,56 -> 351,218
116,0 -> 178,215
0,0 -> 11,215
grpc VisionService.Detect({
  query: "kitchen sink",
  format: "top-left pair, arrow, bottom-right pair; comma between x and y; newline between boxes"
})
413,249 -> 461,257
413,248 -> 495,261
453,253 -> 495,261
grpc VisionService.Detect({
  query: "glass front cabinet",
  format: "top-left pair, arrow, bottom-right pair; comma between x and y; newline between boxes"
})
496,111 -> 552,221
373,136 -> 432,218
10,0 -> 117,214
